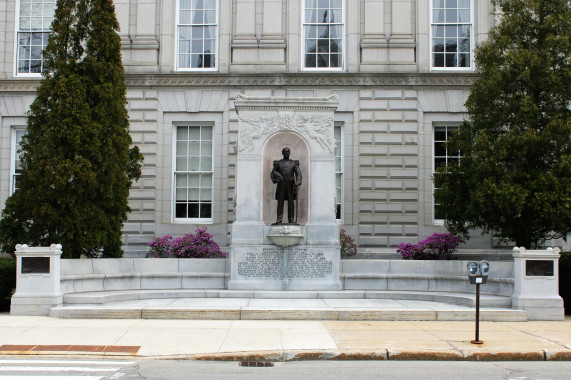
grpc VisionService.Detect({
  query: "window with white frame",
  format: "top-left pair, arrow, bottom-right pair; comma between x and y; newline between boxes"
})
334,124 -> 343,221
16,0 -> 55,75
303,0 -> 344,70
431,0 -> 472,69
174,125 -> 213,221
177,0 -> 218,70
11,129 -> 26,194
433,126 -> 460,221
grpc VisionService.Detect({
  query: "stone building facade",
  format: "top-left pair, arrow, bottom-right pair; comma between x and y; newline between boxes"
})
0,1 -> 503,257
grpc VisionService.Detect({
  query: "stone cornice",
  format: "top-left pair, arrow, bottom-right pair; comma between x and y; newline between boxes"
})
0,80 -> 41,92
124,73 -> 477,88
0,73 -> 478,92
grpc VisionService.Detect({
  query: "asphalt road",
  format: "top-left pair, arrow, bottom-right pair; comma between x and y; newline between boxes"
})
1,358 -> 571,380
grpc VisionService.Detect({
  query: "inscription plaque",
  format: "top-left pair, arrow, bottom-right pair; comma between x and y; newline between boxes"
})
525,260 -> 554,276
236,247 -> 334,279
21,257 -> 50,274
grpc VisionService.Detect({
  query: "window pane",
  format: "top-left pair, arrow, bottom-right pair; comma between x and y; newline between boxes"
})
200,204 -> 212,218
446,39 -> 457,52
306,39 -> 317,53
180,10 -> 191,24
433,38 -> 444,52
446,9 -> 457,23
459,25 -> 470,38
201,156 -> 212,171
458,53 -> 470,67
201,126 -> 212,140
176,156 -> 187,171
433,53 -> 444,67
433,9 -> 444,23
30,60 -> 42,73
201,141 -> 212,155
331,10 -> 342,23
176,141 -> 188,155
459,38 -> 470,52
435,141 -> 446,157
201,189 -> 212,201
189,188 -> 199,201
330,54 -> 341,67
188,204 -> 199,218
176,188 -> 187,201
459,10 -> 470,23
305,25 -> 317,38
435,129 -> 446,141
176,203 -> 187,218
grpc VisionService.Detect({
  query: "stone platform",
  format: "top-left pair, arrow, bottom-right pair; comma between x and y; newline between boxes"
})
48,290 -> 526,321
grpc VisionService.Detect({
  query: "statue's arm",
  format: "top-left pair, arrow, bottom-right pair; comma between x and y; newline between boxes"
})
270,160 -> 282,183
294,160 -> 302,186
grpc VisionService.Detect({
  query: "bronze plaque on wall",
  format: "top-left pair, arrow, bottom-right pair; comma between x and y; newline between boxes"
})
21,257 -> 50,274
525,260 -> 554,276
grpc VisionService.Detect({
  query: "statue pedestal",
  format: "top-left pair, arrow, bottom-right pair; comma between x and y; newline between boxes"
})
228,95 -> 341,291
228,226 -> 342,291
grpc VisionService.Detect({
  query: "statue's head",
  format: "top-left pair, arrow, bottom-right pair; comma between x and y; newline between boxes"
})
282,147 -> 290,159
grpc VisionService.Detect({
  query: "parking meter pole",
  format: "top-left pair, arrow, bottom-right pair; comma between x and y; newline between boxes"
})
471,283 -> 483,344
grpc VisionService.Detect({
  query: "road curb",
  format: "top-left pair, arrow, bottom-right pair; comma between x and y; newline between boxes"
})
189,349 -> 571,362
1,349 -> 570,361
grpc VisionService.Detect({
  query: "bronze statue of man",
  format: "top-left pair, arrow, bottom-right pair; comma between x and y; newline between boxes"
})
270,147 -> 302,224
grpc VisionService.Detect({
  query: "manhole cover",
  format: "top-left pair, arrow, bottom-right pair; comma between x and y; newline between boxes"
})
239,361 -> 275,367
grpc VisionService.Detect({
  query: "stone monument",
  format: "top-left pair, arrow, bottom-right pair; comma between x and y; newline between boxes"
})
228,94 -> 342,290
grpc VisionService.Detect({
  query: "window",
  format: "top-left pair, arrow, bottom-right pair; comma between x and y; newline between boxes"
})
334,124 -> 343,221
177,0 -> 218,70
174,125 -> 213,221
11,129 -> 26,193
16,0 -> 55,75
433,126 -> 460,221
431,0 -> 472,69
303,0 -> 344,70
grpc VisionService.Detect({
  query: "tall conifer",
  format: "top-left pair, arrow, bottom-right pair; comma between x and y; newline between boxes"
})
0,0 -> 142,258
434,0 -> 570,248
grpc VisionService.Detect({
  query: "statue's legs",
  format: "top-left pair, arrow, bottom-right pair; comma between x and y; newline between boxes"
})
276,200 -> 284,223
275,181 -> 295,224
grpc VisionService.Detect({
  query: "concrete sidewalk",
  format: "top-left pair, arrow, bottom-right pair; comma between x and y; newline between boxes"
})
0,313 -> 570,361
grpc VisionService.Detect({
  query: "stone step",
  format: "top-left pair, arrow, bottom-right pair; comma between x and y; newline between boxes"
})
62,289 -> 512,308
50,295 -> 526,322
49,303 -> 527,321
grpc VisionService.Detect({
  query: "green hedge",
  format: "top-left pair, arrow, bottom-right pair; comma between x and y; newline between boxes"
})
0,258 -> 16,311
560,251 -> 571,315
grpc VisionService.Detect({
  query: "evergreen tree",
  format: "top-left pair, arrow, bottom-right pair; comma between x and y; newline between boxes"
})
434,0 -> 570,248
0,0 -> 142,258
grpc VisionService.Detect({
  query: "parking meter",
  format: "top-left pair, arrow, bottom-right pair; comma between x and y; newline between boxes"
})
467,260 -> 489,284
467,260 -> 490,344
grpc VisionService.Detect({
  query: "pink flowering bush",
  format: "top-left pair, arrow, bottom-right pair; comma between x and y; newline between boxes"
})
146,227 -> 225,258
397,233 -> 463,260
340,229 -> 358,257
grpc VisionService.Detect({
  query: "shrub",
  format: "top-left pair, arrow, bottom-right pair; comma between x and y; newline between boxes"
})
0,258 -> 16,310
398,233 -> 463,260
147,228 -> 225,259
340,229 -> 358,258
560,251 -> 571,315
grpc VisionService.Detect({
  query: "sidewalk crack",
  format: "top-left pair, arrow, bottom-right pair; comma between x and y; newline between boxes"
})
112,319 -> 143,346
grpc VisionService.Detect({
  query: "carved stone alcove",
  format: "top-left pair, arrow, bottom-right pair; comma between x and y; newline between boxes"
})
262,132 -> 309,226
229,94 -> 342,291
